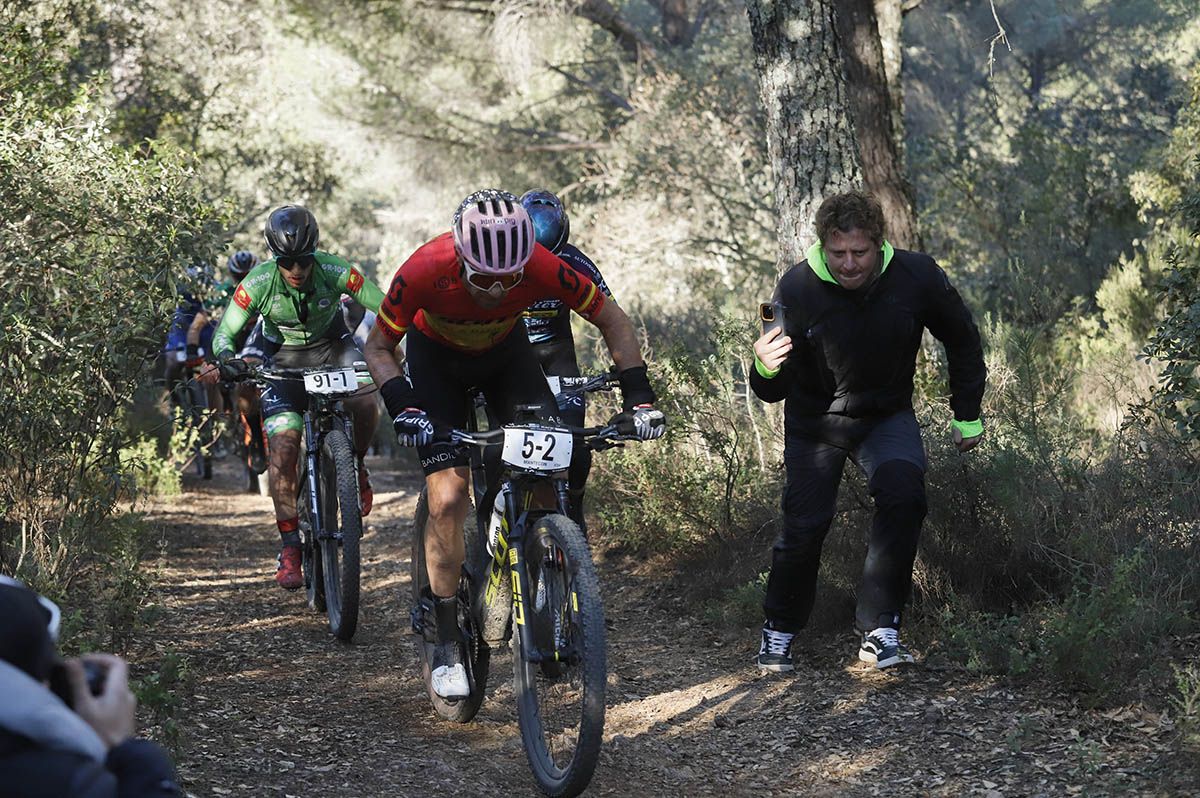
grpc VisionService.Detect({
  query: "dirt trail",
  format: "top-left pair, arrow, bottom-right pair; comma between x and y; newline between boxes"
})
134,456 -> 1196,797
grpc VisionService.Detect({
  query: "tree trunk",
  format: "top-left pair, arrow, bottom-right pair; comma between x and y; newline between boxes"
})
834,0 -> 919,248
745,0 -> 861,271
874,0 -> 905,155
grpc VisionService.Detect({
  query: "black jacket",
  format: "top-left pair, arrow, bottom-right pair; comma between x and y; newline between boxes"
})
751,245 -> 985,432
0,661 -> 179,798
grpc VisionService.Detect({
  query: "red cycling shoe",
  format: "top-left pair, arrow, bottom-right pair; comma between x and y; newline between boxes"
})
275,545 -> 303,590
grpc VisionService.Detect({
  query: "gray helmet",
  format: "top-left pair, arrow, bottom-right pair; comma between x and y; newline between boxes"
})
264,205 -> 319,259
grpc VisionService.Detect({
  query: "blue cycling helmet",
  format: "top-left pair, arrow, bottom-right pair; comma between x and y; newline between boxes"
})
227,250 -> 259,280
520,189 -> 570,255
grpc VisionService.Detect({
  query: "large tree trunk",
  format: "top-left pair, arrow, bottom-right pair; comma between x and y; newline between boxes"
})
745,0 -> 861,270
834,0 -> 919,248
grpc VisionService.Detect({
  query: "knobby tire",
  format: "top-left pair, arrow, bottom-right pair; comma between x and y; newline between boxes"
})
318,428 -> 361,641
514,514 -> 606,798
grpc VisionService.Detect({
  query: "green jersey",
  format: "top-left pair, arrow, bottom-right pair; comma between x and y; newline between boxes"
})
212,252 -> 384,356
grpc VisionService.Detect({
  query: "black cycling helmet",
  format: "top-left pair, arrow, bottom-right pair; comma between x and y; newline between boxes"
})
227,250 -> 259,279
264,205 -> 320,259
520,189 -> 570,254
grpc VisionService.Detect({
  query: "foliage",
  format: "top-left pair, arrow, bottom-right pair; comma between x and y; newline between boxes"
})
133,649 -> 192,754
1141,249 -> 1200,440
703,572 -> 769,630
1172,664 -> 1200,752
0,4 -> 227,595
905,0 -> 1198,321
589,314 -> 782,554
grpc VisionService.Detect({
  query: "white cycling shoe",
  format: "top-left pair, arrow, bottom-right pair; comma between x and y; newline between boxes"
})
431,659 -> 470,700
432,638 -> 468,700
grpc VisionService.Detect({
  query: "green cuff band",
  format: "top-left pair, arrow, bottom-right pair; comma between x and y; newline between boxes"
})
951,418 -> 984,438
754,356 -> 780,379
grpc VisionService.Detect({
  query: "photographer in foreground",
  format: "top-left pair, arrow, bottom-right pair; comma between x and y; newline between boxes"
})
0,576 -> 180,797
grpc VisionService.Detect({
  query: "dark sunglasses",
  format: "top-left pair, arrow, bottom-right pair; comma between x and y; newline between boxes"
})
277,254 -> 315,272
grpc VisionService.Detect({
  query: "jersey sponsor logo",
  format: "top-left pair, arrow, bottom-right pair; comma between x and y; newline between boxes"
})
347,268 -> 364,293
318,298 -> 332,309
233,284 -> 252,310
420,450 -> 457,469
576,285 -> 604,319
378,307 -> 406,336
558,263 -> 581,293
386,274 -> 408,307
423,313 -> 517,351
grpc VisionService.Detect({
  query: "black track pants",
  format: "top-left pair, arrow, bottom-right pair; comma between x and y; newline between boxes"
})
762,411 -> 927,633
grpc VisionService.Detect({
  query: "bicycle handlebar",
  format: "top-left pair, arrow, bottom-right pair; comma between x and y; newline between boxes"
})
219,359 -> 377,396
442,422 -> 637,453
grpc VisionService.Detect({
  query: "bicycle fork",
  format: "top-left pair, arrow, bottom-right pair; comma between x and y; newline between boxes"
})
489,485 -> 577,666
301,416 -> 326,544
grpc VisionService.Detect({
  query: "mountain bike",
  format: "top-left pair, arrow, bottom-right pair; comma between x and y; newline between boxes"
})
228,360 -> 374,641
167,355 -> 214,480
409,374 -> 635,797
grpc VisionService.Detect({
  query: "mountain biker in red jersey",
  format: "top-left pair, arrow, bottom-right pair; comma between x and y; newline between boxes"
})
364,188 -> 665,700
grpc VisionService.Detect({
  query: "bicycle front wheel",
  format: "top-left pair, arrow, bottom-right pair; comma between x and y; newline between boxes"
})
514,514 -> 606,797
317,428 -> 361,641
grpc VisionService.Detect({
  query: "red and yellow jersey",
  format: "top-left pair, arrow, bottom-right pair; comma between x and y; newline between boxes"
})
377,233 -> 606,353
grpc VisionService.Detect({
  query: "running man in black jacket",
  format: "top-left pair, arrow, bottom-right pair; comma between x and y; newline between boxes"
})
751,191 -> 985,672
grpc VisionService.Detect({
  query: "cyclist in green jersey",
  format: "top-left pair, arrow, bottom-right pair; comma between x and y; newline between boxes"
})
199,206 -> 385,589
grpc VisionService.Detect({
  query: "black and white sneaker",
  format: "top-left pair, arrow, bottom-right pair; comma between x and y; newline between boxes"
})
756,624 -> 795,672
858,626 -> 916,669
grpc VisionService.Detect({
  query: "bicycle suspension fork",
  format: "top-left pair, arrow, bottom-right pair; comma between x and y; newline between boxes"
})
302,413 -> 324,541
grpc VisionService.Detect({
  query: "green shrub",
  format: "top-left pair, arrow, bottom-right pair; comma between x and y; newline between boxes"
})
703,572 -> 769,629
133,649 -> 192,754
0,5 -> 227,597
589,315 -> 783,554
1172,664 -> 1200,753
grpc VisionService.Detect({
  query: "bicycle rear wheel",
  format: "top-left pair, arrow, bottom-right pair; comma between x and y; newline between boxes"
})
317,428 -> 361,641
514,514 -> 606,797
410,487 -> 489,723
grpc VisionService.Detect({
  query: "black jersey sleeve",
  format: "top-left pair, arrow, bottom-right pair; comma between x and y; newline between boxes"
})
749,270 -> 800,404
919,259 -> 986,421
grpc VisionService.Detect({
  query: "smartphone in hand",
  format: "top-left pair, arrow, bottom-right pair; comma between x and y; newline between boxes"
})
760,301 -> 786,338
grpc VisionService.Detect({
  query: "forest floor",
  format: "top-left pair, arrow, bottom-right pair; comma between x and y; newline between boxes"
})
131,455 -> 1198,797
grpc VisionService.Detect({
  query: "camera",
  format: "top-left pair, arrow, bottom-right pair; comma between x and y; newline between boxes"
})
82,660 -> 108,695
760,301 -> 787,338
49,660 -> 108,708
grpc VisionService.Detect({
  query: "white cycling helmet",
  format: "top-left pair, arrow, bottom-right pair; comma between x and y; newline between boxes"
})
452,189 -> 535,276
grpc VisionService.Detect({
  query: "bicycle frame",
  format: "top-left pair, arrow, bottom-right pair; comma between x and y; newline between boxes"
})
481,467 -> 576,665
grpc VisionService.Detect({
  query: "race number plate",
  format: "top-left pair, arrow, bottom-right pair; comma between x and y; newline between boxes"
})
303,368 -> 357,394
501,426 -> 573,471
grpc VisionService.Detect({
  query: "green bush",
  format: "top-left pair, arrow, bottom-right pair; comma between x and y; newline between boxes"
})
589,315 -> 783,554
0,6 -> 227,599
